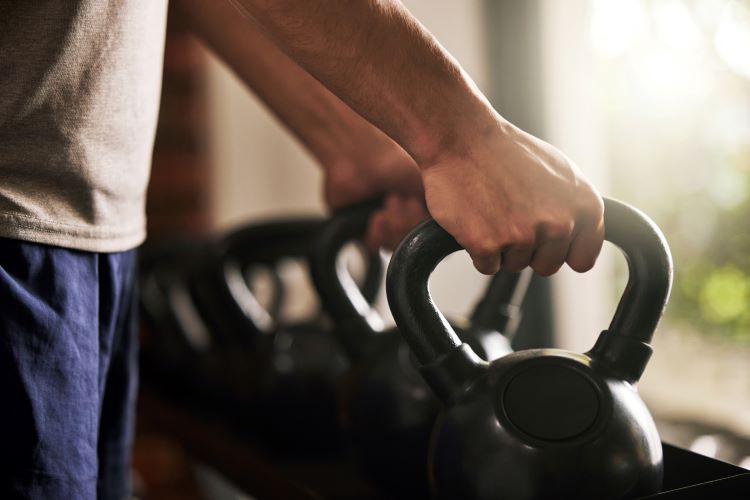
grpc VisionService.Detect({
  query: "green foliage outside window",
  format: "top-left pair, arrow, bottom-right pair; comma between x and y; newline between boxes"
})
590,0 -> 750,341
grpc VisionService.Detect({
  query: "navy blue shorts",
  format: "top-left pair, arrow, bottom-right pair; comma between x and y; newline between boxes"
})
0,237 -> 138,499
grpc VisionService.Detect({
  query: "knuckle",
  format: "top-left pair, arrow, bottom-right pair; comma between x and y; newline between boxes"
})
539,219 -> 574,241
502,261 -> 528,273
577,190 -> 605,222
507,226 -> 536,250
567,255 -> 596,273
531,260 -> 562,277
502,250 -> 533,273
466,236 -> 501,258
473,257 -> 500,276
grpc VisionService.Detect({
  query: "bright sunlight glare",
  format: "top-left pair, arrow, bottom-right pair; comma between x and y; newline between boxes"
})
589,0 -> 647,58
652,0 -> 703,50
715,0 -> 750,80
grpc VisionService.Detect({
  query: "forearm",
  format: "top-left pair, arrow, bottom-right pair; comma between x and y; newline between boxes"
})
232,0 -> 498,167
173,0 -> 404,171
174,0 -> 605,276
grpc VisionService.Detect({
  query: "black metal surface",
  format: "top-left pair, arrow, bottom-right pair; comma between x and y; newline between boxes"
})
386,197 -> 672,499
511,274 -> 554,350
589,199 -> 674,383
195,218 -> 349,454
386,219 -> 464,365
189,218 -> 324,350
640,443 -> 749,498
308,198 -> 387,359
469,269 -> 531,338
309,200 -> 532,498
139,216 -> 383,455
139,238 -> 249,407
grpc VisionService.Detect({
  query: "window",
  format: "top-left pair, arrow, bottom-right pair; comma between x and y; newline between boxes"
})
586,0 -> 750,440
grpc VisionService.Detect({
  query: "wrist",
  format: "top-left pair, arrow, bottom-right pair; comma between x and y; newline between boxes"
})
410,94 -> 509,171
319,120 -> 414,176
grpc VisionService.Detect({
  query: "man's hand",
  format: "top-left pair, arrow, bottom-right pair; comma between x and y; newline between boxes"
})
320,129 -> 428,251
175,0 -> 429,252
322,142 -> 421,211
364,194 -> 427,252
194,0 -> 605,276
422,117 -> 604,276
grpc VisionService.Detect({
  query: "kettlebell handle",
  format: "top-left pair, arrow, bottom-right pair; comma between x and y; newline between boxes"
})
311,198 -> 536,361
386,197 -> 673,403
308,199 -> 387,358
469,268 -> 532,339
217,218 -> 324,334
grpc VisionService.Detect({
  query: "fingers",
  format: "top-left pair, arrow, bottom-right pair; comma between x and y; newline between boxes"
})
470,230 -> 555,276
470,252 -> 501,275
367,193 -> 604,277
529,239 -> 570,276
566,208 -> 605,273
464,197 -> 604,276
365,194 -> 428,251
528,219 -> 575,276
501,246 -> 534,273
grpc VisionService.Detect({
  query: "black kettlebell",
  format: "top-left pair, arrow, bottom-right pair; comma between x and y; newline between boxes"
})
387,197 -> 673,500
139,238 -> 208,378
309,200 -> 532,498
139,238 -> 249,407
188,218 -> 321,354
191,217 -> 383,453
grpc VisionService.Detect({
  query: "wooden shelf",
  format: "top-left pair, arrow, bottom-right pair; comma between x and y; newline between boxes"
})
137,384 -> 385,500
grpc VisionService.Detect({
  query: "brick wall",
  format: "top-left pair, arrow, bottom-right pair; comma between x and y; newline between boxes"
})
146,7 -> 212,238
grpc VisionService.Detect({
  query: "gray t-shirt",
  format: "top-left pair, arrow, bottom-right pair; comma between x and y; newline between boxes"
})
0,0 -> 168,252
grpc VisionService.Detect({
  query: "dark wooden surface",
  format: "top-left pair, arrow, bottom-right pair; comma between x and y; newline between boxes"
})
137,384 -> 385,500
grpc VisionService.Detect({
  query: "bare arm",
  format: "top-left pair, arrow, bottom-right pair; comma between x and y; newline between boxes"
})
229,0 -> 604,275
225,0 -> 504,167
180,0 -> 604,275
172,0 -> 423,215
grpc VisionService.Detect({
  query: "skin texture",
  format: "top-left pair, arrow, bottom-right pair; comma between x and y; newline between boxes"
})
175,0 -> 604,275
173,0 -> 427,250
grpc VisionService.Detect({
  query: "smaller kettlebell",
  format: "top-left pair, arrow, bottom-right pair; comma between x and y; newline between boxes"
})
309,199 -> 532,498
139,238 -> 239,405
387,197 -> 673,500
192,217 -> 383,453
188,219 -> 322,353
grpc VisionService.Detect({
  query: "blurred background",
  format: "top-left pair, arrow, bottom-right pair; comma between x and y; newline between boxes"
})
138,0 -> 750,497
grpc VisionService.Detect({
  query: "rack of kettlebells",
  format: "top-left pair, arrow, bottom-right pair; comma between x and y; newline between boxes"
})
138,198 -> 750,499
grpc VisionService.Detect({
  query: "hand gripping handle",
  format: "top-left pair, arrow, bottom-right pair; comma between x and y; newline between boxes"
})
386,197 -> 673,404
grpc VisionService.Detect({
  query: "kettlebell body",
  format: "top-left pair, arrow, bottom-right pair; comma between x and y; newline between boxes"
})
339,322 -> 521,497
387,197 -> 673,500
310,200 -> 529,496
252,318 -> 350,452
139,239 -> 244,406
339,333 -> 439,496
197,217 -> 382,453
429,349 -> 661,499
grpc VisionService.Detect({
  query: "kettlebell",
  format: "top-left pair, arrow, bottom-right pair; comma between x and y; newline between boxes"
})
386,197 -> 672,500
139,238 -> 250,407
188,219 -> 321,354
190,217 -> 383,453
140,238 -> 206,380
309,200 -> 532,497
